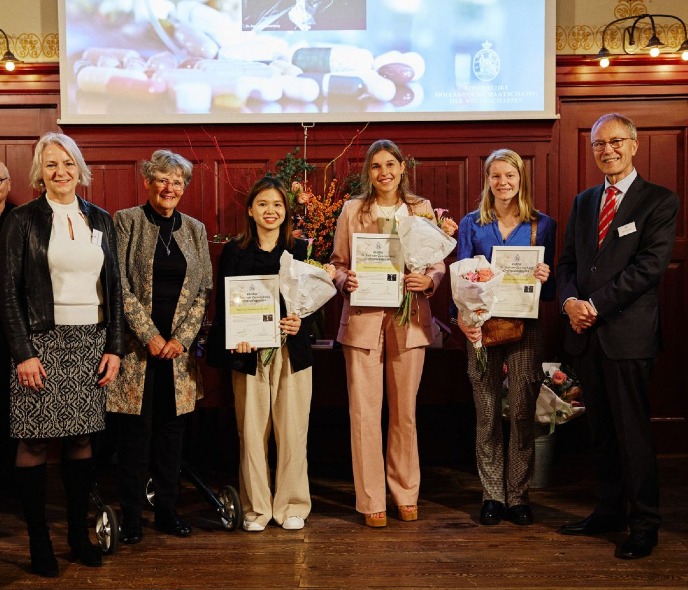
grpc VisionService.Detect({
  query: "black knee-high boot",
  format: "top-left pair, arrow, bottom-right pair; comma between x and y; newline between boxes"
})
15,463 -> 58,578
61,458 -> 102,567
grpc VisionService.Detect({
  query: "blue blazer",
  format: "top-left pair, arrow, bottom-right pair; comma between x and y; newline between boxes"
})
557,175 -> 678,360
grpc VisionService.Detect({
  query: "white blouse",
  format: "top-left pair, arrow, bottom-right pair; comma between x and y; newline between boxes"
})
47,198 -> 104,325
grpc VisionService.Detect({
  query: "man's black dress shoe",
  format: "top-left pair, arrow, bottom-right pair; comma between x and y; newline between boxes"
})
616,530 -> 658,559
479,500 -> 505,525
558,513 -> 626,536
120,517 -> 143,544
507,504 -> 533,526
155,511 -> 192,538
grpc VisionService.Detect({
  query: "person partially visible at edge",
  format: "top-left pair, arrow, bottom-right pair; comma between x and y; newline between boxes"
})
452,148 -> 555,527
107,150 -> 213,544
206,175 -> 314,532
556,113 -> 679,560
0,133 -> 125,577
330,139 -> 446,528
0,162 -> 17,497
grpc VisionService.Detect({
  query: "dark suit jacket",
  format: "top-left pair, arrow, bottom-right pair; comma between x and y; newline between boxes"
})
557,174 -> 678,360
206,237 -> 314,375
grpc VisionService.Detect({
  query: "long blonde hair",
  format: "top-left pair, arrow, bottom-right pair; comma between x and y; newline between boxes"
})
478,148 -> 537,225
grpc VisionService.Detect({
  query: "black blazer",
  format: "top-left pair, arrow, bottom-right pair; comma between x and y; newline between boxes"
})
206,237 -> 314,375
557,175 -> 679,360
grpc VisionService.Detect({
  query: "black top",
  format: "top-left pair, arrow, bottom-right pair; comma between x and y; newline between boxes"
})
143,203 -> 186,340
206,236 -> 314,375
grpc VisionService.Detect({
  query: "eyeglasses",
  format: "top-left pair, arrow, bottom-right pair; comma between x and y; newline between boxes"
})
591,138 -> 631,152
153,177 -> 184,192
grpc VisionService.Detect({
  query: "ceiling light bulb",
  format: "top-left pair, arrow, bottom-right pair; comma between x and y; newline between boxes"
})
649,46 -> 661,57
599,57 -> 610,68
682,50 -> 688,61
4,60 -> 14,71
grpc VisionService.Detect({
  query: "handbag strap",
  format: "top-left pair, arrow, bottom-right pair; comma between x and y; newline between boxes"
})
530,219 -> 538,246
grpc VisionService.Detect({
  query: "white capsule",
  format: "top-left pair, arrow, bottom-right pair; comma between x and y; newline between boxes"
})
218,36 -> 291,63
171,81 -> 212,113
174,1 -> 240,48
82,47 -> 142,66
292,46 -> 374,73
77,66 -> 148,94
239,76 -> 283,102
280,75 -> 320,102
373,50 -> 403,70
193,59 -> 273,77
172,21 -> 219,59
146,51 -> 178,73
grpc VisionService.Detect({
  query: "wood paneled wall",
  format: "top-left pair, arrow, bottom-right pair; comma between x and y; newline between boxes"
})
1,57 -> 687,452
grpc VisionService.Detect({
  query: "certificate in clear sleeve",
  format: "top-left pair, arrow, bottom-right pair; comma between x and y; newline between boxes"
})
350,233 -> 404,307
225,275 -> 281,349
490,246 -> 545,319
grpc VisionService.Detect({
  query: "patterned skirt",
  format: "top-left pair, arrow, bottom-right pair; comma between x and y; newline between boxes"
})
9,324 -> 107,439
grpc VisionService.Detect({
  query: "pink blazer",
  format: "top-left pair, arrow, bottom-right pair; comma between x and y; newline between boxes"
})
330,197 -> 446,351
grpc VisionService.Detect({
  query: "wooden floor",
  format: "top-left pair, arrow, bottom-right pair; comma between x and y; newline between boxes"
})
0,456 -> 687,590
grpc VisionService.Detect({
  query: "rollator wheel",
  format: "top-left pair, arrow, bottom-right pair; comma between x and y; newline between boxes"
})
145,477 -> 155,507
217,485 -> 242,531
95,504 -> 119,554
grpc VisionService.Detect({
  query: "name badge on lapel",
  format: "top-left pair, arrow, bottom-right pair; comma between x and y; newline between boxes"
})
91,229 -> 103,246
617,222 -> 636,237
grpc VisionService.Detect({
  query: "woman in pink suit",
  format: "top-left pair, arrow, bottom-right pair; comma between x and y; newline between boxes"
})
330,139 -> 446,527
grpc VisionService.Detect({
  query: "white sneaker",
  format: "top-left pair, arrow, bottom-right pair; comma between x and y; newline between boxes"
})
282,516 -> 305,530
243,520 -> 266,532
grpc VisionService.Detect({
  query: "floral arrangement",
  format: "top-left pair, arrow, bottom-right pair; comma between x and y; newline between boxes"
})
290,179 -> 350,263
449,256 -> 505,375
394,214 -> 457,326
272,147 -> 356,264
542,364 -> 583,404
502,362 -> 585,433
416,208 -> 459,237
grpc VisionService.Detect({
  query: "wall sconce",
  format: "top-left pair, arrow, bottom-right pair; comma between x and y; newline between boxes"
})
0,27 -> 21,71
596,13 -> 688,68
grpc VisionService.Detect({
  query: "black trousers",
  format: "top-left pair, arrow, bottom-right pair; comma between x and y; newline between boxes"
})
570,330 -> 660,533
116,357 -> 186,516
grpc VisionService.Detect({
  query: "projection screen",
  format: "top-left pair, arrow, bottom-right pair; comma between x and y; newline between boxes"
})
58,0 -> 556,125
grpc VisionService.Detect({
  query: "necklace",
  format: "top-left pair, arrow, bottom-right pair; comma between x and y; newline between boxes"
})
377,201 -> 400,221
157,218 -> 177,255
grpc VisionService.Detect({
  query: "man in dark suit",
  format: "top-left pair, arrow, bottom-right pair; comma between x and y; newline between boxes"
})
556,113 -> 679,559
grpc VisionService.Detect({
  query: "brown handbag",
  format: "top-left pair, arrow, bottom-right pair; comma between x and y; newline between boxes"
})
481,219 -> 538,347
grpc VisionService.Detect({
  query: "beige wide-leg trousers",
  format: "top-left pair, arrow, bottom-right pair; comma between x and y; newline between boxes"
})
343,310 -> 425,515
231,346 -> 312,527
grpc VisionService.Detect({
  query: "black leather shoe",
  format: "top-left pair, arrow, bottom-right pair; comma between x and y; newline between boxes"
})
69,536 -> 103,567
558,513 -> 626,536
155,511 -> 192,538
121,517 -> 143,544
616,530 -> 658,559
479,500 -> 505,525
507,504 -> 533,526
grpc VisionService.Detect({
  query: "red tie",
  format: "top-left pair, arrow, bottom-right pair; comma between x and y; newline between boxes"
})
598,186 -> 619,247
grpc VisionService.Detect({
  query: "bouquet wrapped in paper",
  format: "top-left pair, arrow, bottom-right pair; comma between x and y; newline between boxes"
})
394,215 -> 456,326
449,255 -> 505,374
260,251 -> 337,365
536,362 -> 585,433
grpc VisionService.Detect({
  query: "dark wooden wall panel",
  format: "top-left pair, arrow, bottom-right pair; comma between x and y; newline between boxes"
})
1,59 -> 687,451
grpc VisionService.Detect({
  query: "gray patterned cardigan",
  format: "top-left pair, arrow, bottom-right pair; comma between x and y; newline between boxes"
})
107,206 -> 213,416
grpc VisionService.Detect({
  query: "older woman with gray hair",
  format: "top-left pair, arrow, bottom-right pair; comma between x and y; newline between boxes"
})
0,132 -> 124,577
108,150 -> 212,544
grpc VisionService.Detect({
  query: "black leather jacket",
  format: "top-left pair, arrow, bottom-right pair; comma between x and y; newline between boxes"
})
0,194 -> 125,363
